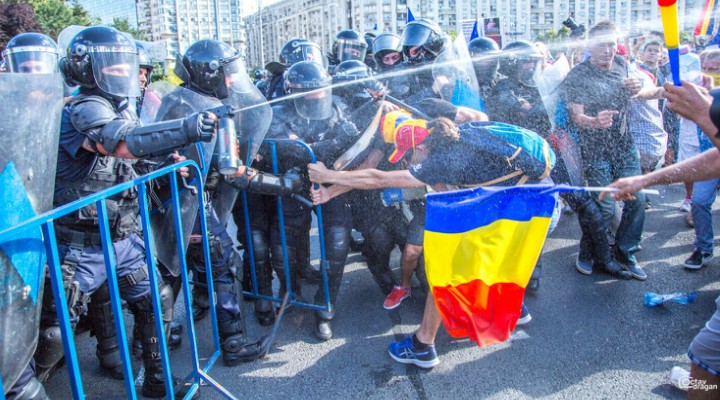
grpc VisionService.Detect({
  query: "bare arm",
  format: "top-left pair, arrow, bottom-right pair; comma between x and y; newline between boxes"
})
633,86 -> 664,100
605,148 -> 720,200
308,162 -> 426,189
568,103 -> 618,129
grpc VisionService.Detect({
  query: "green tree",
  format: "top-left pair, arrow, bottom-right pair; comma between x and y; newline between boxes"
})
0,1 -> 42,51
28,0 -> 97,39
110,17 -> 146,41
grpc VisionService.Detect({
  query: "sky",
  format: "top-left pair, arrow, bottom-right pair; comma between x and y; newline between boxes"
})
241,0 -> 281,17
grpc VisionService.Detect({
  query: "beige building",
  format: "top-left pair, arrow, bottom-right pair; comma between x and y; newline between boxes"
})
136,0 -> 246,57
244,0 -> 706,69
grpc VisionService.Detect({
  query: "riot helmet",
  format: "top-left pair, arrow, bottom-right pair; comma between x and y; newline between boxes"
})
136,44 -> 154,89
468,37 -> 501,85
253,68 -> 267,81
279,38 -> 327,68
175,39 -> 247,100
400,19 -> 449,64
332,59 -> 372,97
372,33 -> 403,71
2,32 -> 60,74
500,40 -> 544,87
284,61 -> 333,120
331,30 -> 368,64
60,26 -> 140,99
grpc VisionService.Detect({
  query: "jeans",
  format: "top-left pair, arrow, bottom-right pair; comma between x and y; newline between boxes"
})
584,148 -> 646,265
691,178 -> 720,254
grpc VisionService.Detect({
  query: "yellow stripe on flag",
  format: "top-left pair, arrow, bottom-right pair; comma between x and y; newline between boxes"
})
424,216 -> 551,289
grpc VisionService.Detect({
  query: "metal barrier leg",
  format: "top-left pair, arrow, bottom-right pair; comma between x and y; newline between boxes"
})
40,223 -> 84,400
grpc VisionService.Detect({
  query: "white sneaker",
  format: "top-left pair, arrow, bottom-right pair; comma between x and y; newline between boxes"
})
680,198 -> 692,212
668,366 -> 690,390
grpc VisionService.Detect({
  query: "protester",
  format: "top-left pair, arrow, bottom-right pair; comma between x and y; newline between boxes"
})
559,20 -> 647,280
307,117 -> 556,368
606,78 -> 720,399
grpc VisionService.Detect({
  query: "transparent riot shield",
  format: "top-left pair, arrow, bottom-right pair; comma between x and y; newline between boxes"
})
432,35 -> 482,111
0,73 -> 64,390
142,81 -> 220,276
212,76 -> 273,226
333,104 -> 384,171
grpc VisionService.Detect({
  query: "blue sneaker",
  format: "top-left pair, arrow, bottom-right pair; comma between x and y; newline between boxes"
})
388,336 -> 439,369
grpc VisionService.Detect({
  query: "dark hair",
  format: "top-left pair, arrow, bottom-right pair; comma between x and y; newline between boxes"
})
424,117 -> 459,150
588,21 -> 616,39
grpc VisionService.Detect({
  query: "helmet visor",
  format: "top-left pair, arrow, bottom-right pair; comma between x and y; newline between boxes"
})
4,47 -> 59,74
303,45 -> 328,68
400,24 -> 432,48
225,58 -> 254,94
91,47 -> 140,97
293,88 -> 333,120
336,40 -> 367,62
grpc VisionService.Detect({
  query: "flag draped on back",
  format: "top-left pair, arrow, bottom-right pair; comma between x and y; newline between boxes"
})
423,185 -> 556,347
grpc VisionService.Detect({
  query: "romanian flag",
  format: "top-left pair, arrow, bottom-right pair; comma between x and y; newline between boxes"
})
694,0 -> 716,36
424,185 -> 557,347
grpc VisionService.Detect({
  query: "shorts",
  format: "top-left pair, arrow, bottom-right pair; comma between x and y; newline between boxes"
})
688,296 -> 720,377
406,210 -> 425,246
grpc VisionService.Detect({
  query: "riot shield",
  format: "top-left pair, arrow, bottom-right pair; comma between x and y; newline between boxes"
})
223,68 -> 273,165
212,75 -> 273,226
333,103 -> 384,171
0,73 -> 64,391
536,54 -> 571,129
432,35 -> 482,111
143,81 -> 220,276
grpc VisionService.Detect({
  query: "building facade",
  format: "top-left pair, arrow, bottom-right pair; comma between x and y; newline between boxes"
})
244,0 -> 706,69
76,0 -> 138,27
136,0 -> 246,57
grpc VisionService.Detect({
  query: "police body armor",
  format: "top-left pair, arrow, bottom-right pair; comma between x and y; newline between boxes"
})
55,95 -> 140,240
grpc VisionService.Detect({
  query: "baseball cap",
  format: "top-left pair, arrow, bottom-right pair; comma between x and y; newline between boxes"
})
387,119 -> 431,163
380,110 -> 411,143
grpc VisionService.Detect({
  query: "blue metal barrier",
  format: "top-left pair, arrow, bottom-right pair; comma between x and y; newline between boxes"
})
0,160 -> 235,400
241,139 -> 331,312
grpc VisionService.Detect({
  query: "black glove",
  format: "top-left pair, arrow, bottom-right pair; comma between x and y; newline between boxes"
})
363,77 -> 385,93
331,120 -> 360,148
245,168 -> 302,197
184,111 -> 216,143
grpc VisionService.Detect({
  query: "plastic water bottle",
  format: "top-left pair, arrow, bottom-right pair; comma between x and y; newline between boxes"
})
644,292 -> 697,307
668,366 -> 690,390
679,49 -> 702,85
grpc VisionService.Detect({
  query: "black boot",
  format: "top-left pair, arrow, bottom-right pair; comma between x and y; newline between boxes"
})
10,376 -> 49,400
219,320 -> 268,366
251,229 -> 275,326
89,284 -> 124,380
191,285 -> 210,321
315,306 -> 335,341
138,312 -> 199,399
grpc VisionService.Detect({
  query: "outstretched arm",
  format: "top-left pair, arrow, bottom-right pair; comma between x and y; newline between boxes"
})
307,162 -> 425,189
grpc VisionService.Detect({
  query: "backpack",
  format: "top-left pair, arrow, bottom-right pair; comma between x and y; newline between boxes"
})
459,121 -> 556,186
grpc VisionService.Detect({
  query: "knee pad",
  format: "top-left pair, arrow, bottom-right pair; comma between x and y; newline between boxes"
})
325,226 -> 351,265
250,229 -> 270,260
35,325 -> 65,375
89,284 -> 116,340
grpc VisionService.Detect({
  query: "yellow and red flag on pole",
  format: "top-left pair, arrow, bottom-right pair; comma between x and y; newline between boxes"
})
694,0 -> 716,36
423,185 -> 556,347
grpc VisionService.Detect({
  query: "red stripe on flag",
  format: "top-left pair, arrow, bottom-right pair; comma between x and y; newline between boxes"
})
432,280 -> 526,347
658,0 -> 677,7
695,0 -> 712,35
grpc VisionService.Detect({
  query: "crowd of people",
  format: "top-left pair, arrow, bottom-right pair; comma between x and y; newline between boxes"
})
1,15 -> 720,399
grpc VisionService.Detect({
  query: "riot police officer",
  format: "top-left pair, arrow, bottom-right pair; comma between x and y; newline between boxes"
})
1,31 -> 60,400
264,38 -> 326,100
168,39 -> 300,362
36,26 -> 216,398
467,36 -> 502,110
1,32 -> 60,74
328,30 -> 368,72
269,61 -> 360,340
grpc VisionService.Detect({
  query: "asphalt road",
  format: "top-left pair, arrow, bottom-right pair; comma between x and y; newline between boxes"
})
44,182 -> 719,399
